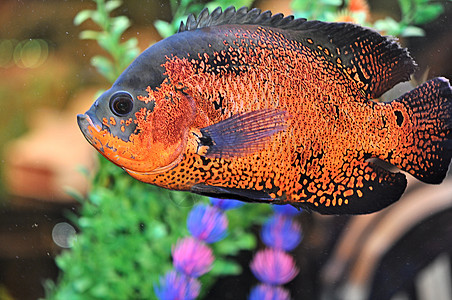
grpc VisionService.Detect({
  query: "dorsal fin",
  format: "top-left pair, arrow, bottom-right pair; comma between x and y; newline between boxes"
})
293,21 -> 417,98
179,6 -> 417,99
178,6 -> 307,33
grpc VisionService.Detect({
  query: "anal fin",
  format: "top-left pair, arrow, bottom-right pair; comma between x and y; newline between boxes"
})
302,161 -> 407,215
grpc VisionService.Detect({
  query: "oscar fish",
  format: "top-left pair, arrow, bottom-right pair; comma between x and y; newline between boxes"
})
77,7 -> 452,214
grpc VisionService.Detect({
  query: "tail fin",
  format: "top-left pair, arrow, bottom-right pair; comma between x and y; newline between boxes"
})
391,77 -> 452,184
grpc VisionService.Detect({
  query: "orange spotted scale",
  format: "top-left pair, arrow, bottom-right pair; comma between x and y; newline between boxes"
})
77,7 -> 452,214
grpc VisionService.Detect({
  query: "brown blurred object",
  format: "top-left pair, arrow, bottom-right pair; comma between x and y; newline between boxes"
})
258,0 -> 292,16
0,202 -> 68,300
3,89 -> 98,202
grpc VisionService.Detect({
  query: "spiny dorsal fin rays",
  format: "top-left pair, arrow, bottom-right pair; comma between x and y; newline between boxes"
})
178,6 -> 416,99
178,6 -> 306,33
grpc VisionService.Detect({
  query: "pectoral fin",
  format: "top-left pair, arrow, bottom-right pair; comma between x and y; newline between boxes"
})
196,109 -> 287,158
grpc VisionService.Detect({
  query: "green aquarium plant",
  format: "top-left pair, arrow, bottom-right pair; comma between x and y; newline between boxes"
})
291,0 -> 448,37
45,0 -> 269,299
153,0 -> 254,38
73,0 -> 140,83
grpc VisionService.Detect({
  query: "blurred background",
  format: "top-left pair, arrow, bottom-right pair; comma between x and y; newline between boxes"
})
0,0 -> 451,299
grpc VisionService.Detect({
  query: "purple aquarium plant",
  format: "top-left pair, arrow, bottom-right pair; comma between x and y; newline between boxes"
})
172,237 -> 214,277
261,214 -> 303,252
209,197 -> 245,211
271,203 -> 301,216
249,204 -> 302,299
154,270 -> 201,300
155,200 -> 244,299
250,248 -> 299,285
249,283 -> 290,300
187,204 -> 228,243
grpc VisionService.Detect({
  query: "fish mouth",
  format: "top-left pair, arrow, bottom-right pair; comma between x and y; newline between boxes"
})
77,111 -> 109,144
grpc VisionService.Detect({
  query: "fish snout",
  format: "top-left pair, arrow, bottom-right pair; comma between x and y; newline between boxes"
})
77,111 -> 107,144
77,113 -> 95,143
77,109 -> 104,131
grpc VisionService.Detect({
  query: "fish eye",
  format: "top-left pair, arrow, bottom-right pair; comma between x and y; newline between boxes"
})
109,92 -> 134,117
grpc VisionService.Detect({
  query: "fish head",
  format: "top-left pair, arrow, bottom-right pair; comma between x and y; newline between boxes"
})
77,83 -> 196,174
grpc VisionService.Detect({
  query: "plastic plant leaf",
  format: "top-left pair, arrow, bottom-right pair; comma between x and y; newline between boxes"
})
154,20 -> 174,39
79,30 -> 101,40
291,0 -> 311,12
206,0 -> 254,9
111,16 -> 131,38
180,0 -> 194,7
401,25 -> 425,37
122,49 -> 139,66
74,10 -> 94,25
234,232 -> 256,250
105,0 -> 123,12
373,17 -> 402,35
397,0 -> 411,18
413,3 -> 444,24
146,221 -> 167,239
64,186 -> 85,203
214,232 -> 256,255
89,10 -> 104,28
96,34 -> 115,54
320,0 -> 342,6
210,258 -> 242,276
122,37 -> 138,50
72,278 -> 92,293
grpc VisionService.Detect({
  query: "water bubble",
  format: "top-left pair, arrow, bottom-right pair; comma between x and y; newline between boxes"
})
13,40 -> 26,67
0,39 -> 14,67
52,222 -> 77,248
21,39 -> 48,68
11,39 -> 49,68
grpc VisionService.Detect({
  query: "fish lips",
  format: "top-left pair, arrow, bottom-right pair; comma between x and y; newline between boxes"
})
77,110 -> 108,146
